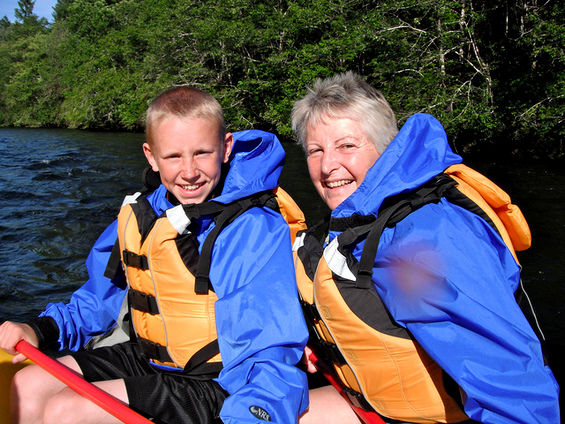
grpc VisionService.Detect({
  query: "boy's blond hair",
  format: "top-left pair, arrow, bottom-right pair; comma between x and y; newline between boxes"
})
145,87 -> 226,145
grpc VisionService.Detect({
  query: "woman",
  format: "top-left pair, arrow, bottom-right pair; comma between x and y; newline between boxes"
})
292,72 -> 559,424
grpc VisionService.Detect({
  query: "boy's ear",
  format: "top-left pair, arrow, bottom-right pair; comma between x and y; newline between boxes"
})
222,133 -> 234,163
143,143 -> 159,172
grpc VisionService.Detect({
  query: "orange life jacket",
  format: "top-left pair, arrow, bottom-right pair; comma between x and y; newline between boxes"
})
118,188 -> 306,373
294,164 -> 532,423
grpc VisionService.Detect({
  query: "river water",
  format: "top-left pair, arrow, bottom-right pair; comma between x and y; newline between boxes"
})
1,127 -> 564,384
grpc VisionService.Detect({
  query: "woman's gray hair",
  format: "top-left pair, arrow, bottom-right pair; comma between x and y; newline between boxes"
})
291,71 -> 398,154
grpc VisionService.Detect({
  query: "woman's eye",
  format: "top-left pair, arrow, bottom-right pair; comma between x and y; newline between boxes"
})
307,148 -> 321,156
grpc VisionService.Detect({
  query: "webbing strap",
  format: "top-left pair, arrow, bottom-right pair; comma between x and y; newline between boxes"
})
138,337 -> 222,377
331,174 -> 457,289
122,250 -> 149,270
183,339 -> 222,376
194,201 -> 246,294
138,338 -> 173,364
104,240 -> 123,280
300,301 -> 347,366
128,289 -> 159,315
194,191 -> 276,294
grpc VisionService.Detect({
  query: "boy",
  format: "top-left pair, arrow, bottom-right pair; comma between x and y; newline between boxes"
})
0,87 -> 309,423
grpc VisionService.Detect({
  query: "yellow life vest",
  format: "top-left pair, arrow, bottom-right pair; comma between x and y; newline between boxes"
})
118,188 -> 306,372
294,164 -> 532,423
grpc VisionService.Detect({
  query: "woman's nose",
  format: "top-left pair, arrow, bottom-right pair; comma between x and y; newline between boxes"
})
320,149 -> 338,175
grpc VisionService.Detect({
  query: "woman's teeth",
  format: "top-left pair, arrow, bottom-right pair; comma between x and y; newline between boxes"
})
326,180 -> 352,188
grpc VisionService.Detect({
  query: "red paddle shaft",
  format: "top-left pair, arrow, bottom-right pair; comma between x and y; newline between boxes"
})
15,340 -> 152,424
308,350 -> 385,424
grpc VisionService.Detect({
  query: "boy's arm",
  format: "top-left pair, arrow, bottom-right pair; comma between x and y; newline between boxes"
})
38,220 -> 127,351
210,209 -> 309,424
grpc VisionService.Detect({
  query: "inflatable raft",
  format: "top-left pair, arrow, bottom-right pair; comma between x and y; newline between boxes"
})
0,349 -> 30,424
0,342 -> 152,424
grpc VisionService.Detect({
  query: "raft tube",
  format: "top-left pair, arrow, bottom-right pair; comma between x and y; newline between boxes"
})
0,349 -> 30,424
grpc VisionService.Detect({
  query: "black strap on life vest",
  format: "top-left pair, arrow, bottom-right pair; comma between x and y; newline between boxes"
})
104,171 -> 280,372
104,173 -> 160,281
330,173 -> 458,289
136,337 -> 223,378
182,339 -> 224,377
194,190 -> 277,293
127,288 -> 159,315
325,171 -> 546,351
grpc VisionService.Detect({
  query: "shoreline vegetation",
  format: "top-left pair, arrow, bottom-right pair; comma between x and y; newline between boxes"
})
1,0 -> 563,161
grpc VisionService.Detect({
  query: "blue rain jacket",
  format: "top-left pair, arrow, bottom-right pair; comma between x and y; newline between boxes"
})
40,129 -> 309,424
329,114 -> 560,423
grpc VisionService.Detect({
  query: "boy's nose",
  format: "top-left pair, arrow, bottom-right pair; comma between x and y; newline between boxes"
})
181,158 -> 198,179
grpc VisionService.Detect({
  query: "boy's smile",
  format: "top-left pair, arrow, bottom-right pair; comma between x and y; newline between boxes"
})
143,117 -> 233,204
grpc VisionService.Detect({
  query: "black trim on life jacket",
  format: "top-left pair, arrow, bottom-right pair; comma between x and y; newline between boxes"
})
330,173 -> 458,290
104,168 -> 161,281
295,215 -> 332,282
183,339 -> 224,377
176,232 -> 200,276
321,171 -> 545,355
138,337 -> 223,378
108,195 -> 159,277
127,288 -> 159,315
104,242 -> 123,280
105,177 -> 283,373
192,190 -> 277,293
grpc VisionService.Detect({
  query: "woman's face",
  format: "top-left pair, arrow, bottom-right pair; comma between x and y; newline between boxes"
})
305,116 -> 380,210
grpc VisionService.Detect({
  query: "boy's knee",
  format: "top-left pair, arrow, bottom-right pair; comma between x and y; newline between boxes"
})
11,364 -> 40,399
43,388 -> 80,424
10,366 -> 46,423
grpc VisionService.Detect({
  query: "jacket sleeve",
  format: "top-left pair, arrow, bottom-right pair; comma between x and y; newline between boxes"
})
208,208 -> 309,424
39,220 -> 127,351
373,201 -> 560,424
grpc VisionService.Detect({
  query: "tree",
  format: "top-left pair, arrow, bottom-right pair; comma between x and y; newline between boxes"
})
0,0 -> 562,159
15,0 -> 36,22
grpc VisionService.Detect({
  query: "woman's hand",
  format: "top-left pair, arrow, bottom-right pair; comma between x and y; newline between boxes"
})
0,321 -> 39,364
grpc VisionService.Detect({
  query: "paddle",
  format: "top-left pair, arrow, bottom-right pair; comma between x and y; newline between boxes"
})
308,350 -> 385,424
15,340 -> 152,424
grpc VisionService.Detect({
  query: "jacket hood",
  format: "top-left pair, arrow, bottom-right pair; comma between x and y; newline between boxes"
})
214,129 -> 285,204
333,113 -> 462,218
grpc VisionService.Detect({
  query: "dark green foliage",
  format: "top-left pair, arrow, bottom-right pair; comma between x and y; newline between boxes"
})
0,0 -> 562,159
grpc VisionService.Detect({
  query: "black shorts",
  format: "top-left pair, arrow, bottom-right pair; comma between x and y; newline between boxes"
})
71,342 -> 228,424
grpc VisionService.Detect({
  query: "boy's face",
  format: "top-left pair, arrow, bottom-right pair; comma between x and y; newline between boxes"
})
143,117 -> 233,204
